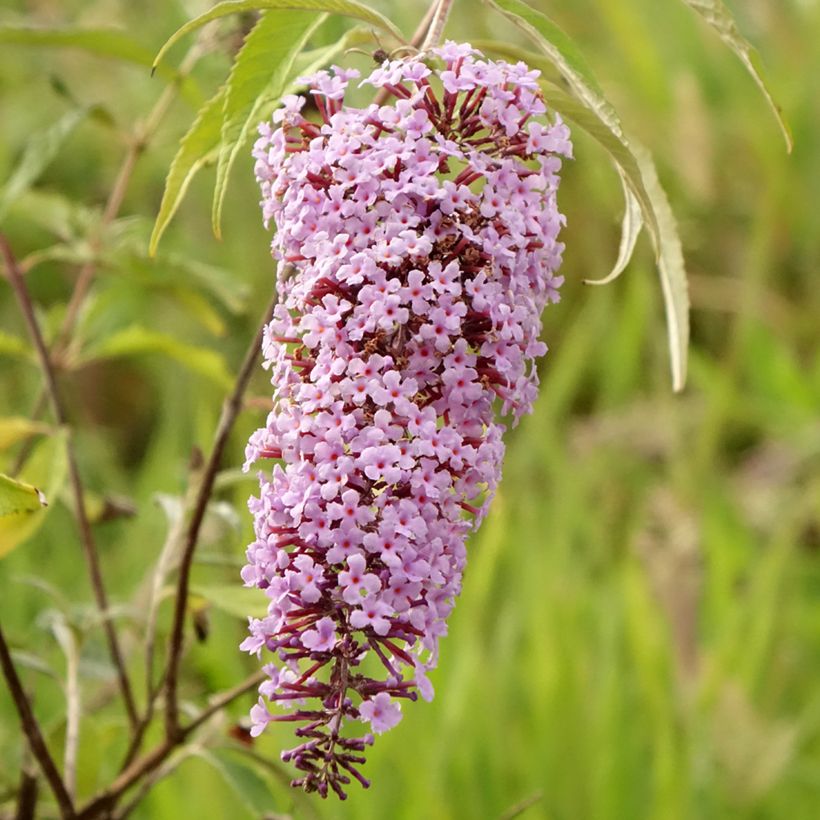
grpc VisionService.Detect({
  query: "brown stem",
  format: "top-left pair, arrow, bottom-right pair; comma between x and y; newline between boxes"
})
76,671 -> 264,820
162,292 -> 279,739
14,763 -> 38,820
0,624 -> 76,819
0,235 -> 138,729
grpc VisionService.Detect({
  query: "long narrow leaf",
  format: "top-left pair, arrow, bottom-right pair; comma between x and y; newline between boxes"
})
540,81 -> 689,390
584,170 -> 644,285
479,36 -> 691,389
152,0 -> 403,70
0,25 -> 198,100
485,0 -> 619,134
149,86 -> 226,254
633,145 -> 690,392
0,107 -> 88,222
680,0 -> 792,151
78,325 -> 234,389
212,10 -> 327,238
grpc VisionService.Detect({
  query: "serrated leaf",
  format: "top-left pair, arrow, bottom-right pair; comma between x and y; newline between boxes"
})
212,10 -> 327,238
152,0 -> 403,71
0,25 -> 199,103
0,474 -> 47,517
0,107 -> 89,223
149,86 -> 227,255
585,170 -> 644,285
193,584 -> 268,619
679,0 -> 792,151
0,430 -> 68,558
77,325 -> 233,389
0,417 -> 51,450
230,23 -> 371,148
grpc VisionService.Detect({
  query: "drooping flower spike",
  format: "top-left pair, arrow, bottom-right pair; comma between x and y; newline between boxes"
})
242,41 -> 571,798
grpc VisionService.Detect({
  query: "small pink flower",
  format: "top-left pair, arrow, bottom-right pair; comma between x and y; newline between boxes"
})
359,692 -> 403,733
243,41 -> 571,798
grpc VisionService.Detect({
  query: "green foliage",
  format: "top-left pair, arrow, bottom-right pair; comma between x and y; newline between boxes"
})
77,324 -> 234,389
0,473 -> 47,518
0,107 -> 90,223
151,0 -> 404,70
481,1 -> 692,389
678,0 -> 793,151
0,0 -> 816,818
149,87 -> 227,255
211,10 -> 328,237
0,431 -> 67,558
0,24 -> 199,101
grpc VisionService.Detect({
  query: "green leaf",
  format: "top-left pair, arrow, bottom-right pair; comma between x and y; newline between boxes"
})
0,430 -> 68,558
477,36 -> 691,390
0,107 -> 89,222
211,10 -> 327,238
77,325 -> 234,389
485,0 -> 618,130
0,417 -> 51,450
193,584 -> 268,619
0,25 -> 200,103
477,27 -> 661,247
149,86 -> 227,255
633,144 -> 690,393
152,0 -> 404,71
679,0 -> 792,152
128,251 -> 249,314
0,474 -> 47,517
1,24 -> 155,66
196,750 -> 283,816
6,189 -> 100,240
0,330 -> 32,360
584,170 -> 644,286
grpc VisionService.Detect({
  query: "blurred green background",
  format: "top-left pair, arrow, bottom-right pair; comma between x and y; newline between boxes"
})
1,0 -> 819,818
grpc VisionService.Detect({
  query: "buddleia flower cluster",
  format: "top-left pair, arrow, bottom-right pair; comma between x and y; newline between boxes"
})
241,41 -> 571,797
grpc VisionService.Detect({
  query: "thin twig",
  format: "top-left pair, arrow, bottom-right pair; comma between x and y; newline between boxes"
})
76,671 -> 265,819
163,291 -> 279,739
500,790 -> 544,820
421,0 -> 455,51
0,624 -> 75,819
182,670 -> 266,737
0,234 -> 138,729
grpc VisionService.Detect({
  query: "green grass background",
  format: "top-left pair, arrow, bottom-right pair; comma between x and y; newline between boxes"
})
1,0 -> 819,818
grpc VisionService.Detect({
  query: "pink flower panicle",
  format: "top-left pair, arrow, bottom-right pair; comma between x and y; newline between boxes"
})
241,42 -> 571,798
